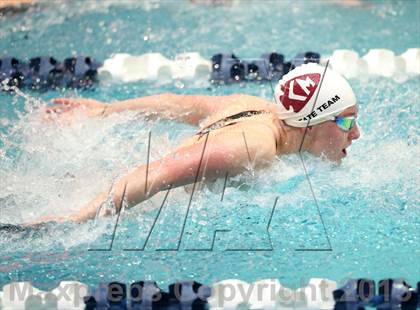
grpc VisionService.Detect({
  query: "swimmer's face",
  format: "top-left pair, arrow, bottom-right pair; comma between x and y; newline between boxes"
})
307,105 -> 360,164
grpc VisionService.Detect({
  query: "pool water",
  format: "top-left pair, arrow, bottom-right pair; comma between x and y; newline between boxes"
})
0,0 -> 419,290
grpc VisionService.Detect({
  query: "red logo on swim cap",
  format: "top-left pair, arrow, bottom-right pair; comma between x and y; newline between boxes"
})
279,73 -> 321,113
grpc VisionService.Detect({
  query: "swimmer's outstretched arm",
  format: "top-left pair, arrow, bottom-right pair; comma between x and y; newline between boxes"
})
103,93 -> 225,125
49,93 -> 275,125
35,130 -> 276,224
51,94 -> 244,125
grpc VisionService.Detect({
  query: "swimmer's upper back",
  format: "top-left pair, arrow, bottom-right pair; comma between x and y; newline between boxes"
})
200,94 -> 277,129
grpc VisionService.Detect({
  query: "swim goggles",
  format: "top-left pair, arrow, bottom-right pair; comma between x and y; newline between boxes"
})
329,115 -> 357,132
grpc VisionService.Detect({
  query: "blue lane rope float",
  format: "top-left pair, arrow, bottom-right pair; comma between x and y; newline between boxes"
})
168,281 -> 211,309
0,57 -> 25,88
1,48 -> 419,91
62,56 -> 102,89
333,278 -> 378,309
0,56 -> 102,91
209,51 -> 321,83
377,279 -> 418,310
210,52 -> 294,82
333,278 -> 419,310
27,56 -> 60,89
290,51 -> 321,68
129,281 -> 171,308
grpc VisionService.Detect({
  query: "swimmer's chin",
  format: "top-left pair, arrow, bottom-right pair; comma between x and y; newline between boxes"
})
317,152 -> 344,166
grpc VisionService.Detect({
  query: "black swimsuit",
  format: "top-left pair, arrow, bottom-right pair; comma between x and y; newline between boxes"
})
195,109 -> 278,150
196,110 -> 267,137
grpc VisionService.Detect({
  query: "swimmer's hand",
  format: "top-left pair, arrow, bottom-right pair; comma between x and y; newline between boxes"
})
43,98 -> 108,121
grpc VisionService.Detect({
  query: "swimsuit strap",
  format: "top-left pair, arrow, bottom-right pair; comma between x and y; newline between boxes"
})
197,110 -> 267,136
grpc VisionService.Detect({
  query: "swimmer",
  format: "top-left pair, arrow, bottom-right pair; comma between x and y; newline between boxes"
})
35,63 -> 360,224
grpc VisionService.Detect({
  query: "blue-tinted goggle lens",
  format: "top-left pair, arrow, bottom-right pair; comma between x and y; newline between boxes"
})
335,116 -> 356,131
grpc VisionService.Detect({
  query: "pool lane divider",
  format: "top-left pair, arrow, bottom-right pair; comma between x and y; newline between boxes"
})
1,48 -> 419,91
0,278 -> 418,309
0,56 -> 101,91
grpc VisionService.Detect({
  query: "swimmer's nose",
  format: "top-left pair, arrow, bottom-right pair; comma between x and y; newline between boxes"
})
349,123 -> 360,140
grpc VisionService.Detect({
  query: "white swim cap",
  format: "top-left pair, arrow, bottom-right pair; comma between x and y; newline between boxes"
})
274,63 -> 356,127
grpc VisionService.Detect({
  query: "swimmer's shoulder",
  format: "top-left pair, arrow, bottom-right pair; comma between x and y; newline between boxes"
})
211,94 -> 278,119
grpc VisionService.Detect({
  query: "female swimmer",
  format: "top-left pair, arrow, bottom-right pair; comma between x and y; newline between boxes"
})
37,63 -> 360,223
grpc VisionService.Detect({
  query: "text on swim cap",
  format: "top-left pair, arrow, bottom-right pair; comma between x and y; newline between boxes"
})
298,95 -> 341,121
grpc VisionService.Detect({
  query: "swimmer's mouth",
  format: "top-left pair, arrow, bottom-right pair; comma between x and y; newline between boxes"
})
342,148 -> 347,156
